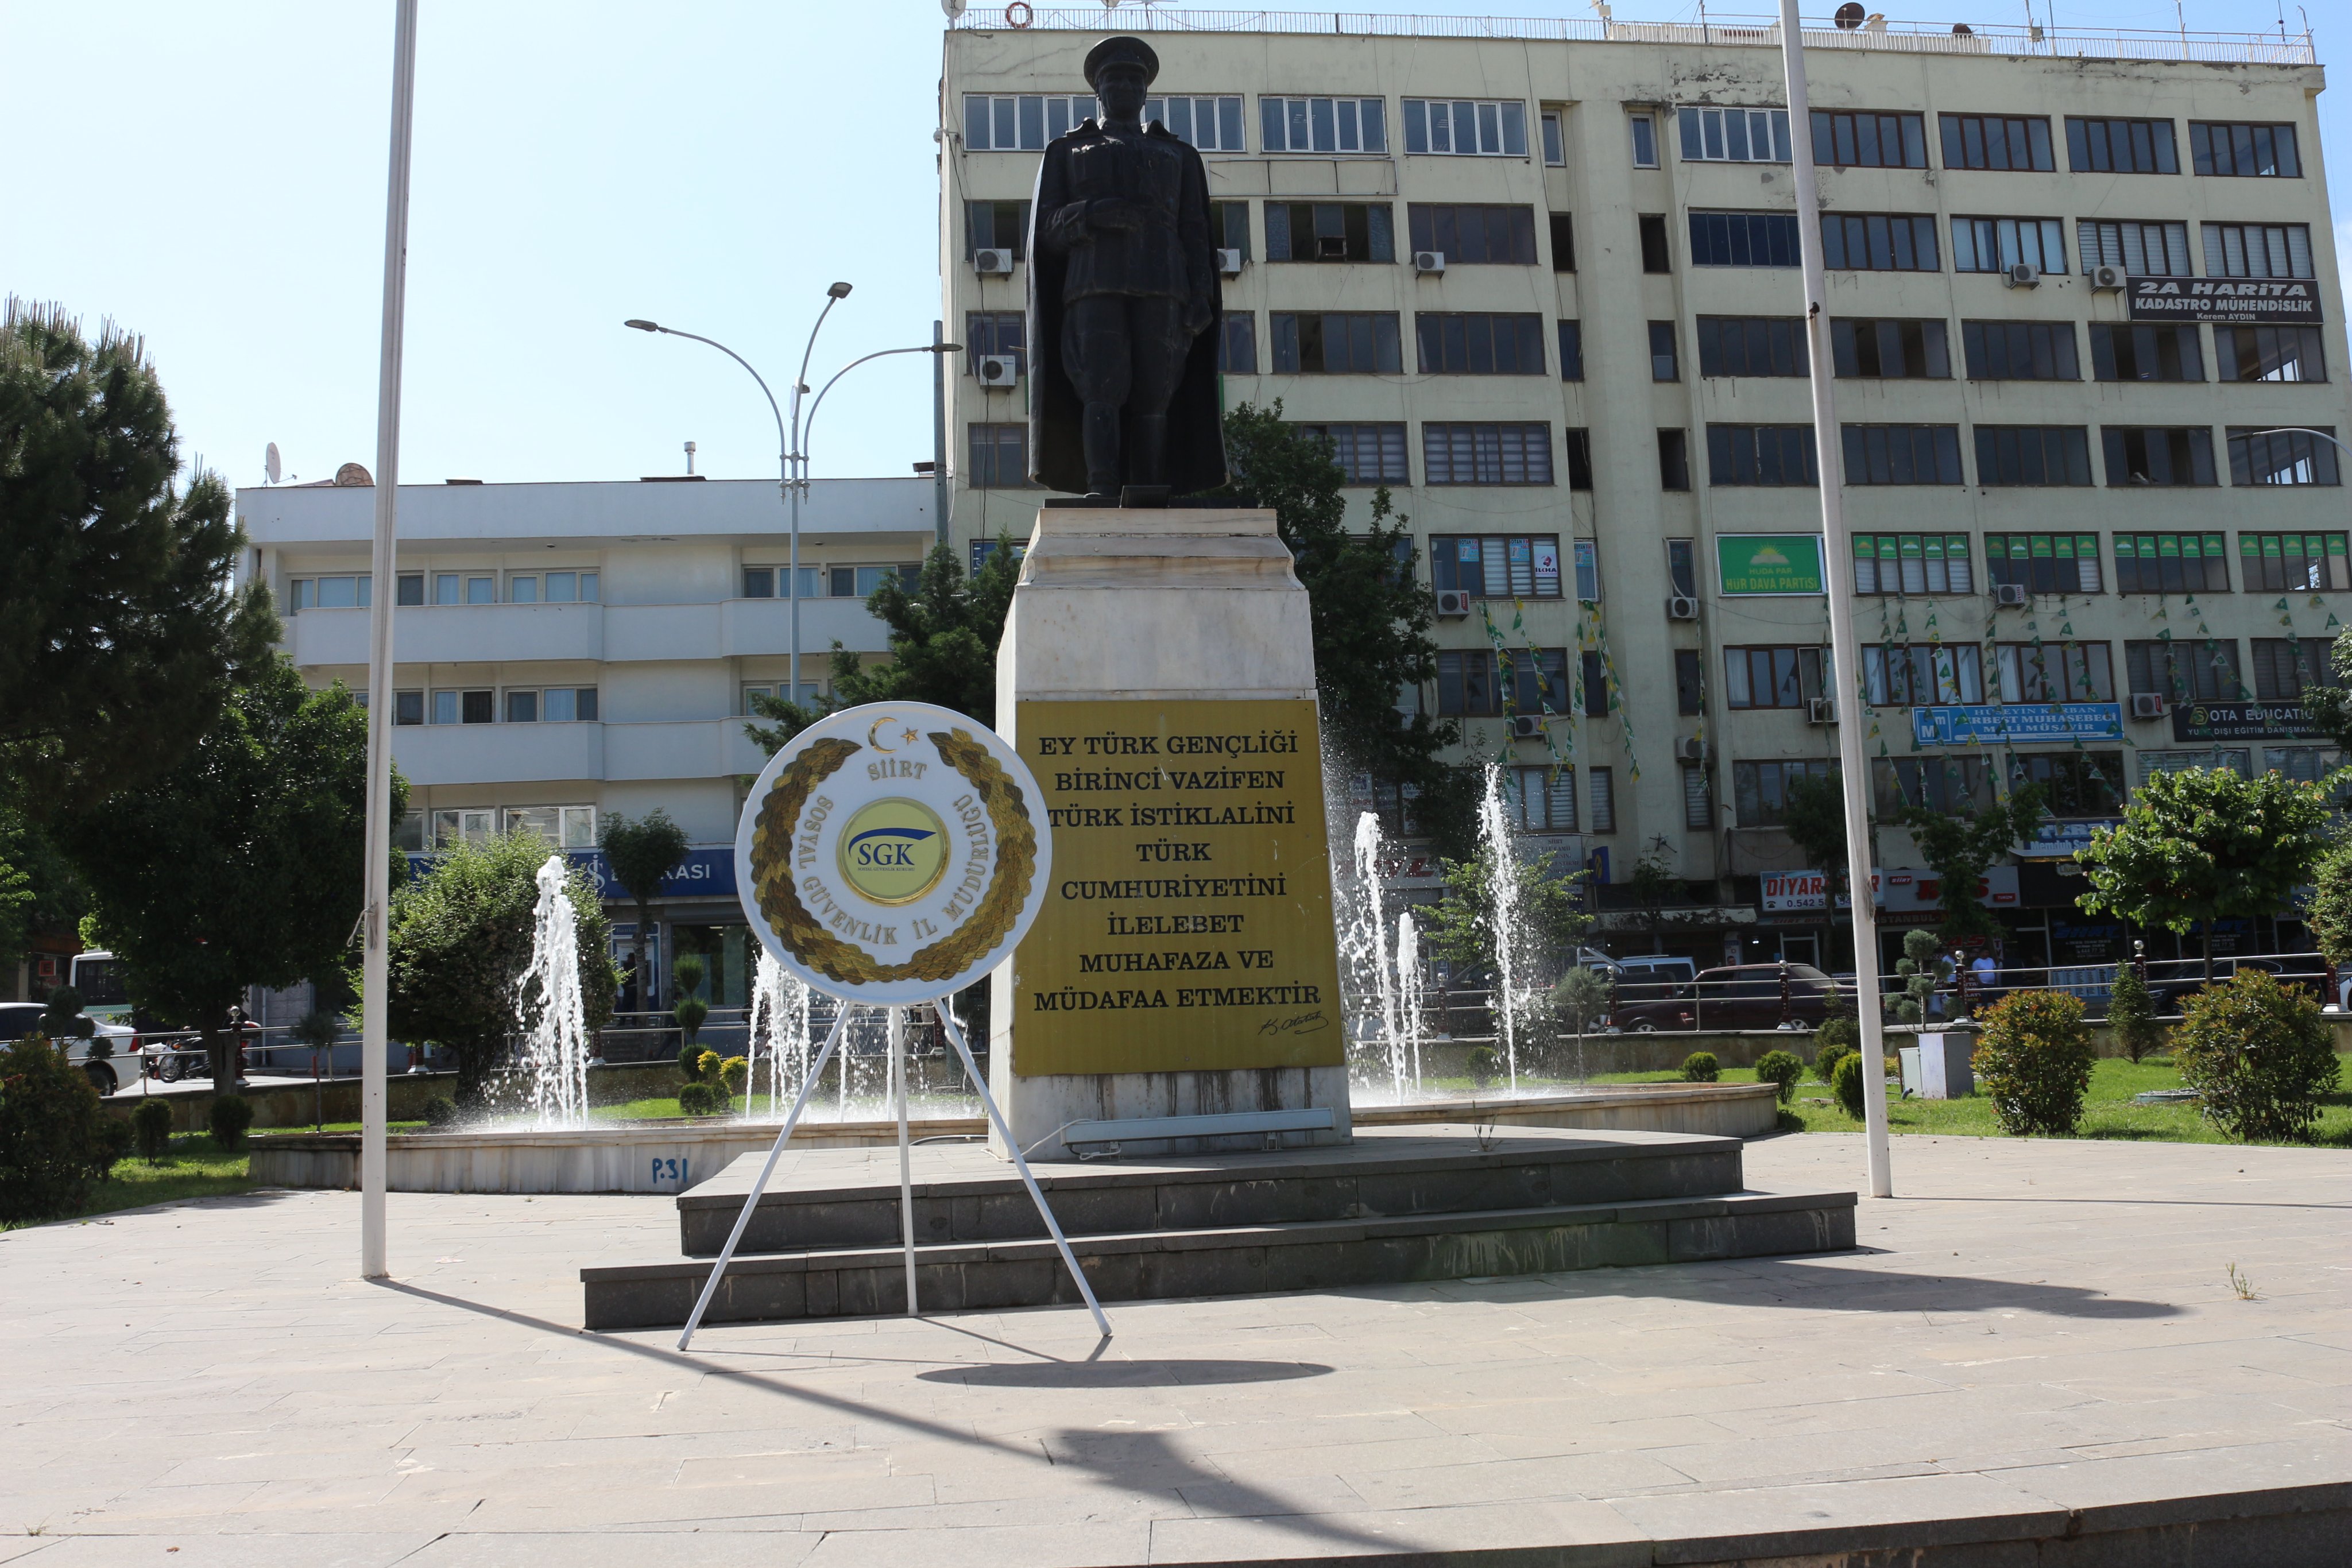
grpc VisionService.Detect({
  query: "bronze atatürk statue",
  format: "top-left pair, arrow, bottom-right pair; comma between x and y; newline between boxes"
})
1027,36 -> 1227,504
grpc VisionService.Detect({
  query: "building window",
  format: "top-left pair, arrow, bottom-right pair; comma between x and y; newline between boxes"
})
1507,765 -> 1579,832
2103,431 -> 2218,489
506,575 -> 540,603
963,94 -> 1094,151
1143,94 -> 1246,150
1629,112 -> 1659,168
2239,532 -> 2350,591
1975,427 -> 2094,487
1995,642 -> 2114,703
1218,312 -> 1256,373
2078,219 -> 2192,277
392,690 -> 423,727
1588,767 -> 1616,833
743,680 -> 823,713
1705,424 -> 1817,486
1658,429 -> 1690,491
1832,318 -> 1949,379
1548,212 -> 1575,272
1852,533 -> 1974,596
2065,116 -> 2178,174
1437,650 -> 1570,716
1675,647 -> 1704,715
1647,322 -> 1678,381
1406,205 -> 1537,264
1865,644 -> 1984,706
965,311 -> 1026,376
1556,320 -> 1584,380
498,806 -> 598,850
1581,651 -> 1610,717
1429,534 -> 1562,597
1820,212 -> 1939,272
2013,753 -> 2126,816
827,564 -> 921,599
1415,313 -> 1545,375
544,571 -> 597,602
1294,423 -> 1409,485
1263,202 -> 1394,262
428,808 -> 496,849
1940,113 -> 2054,171
1638,214 -> 1670,272
1401,98 -> 1527,156
431,689 -> 495,726
1962,320 -> 2079,380
1271,312 -> 1401,373
547,688 -> 598,722
1572,539 -> 1600,602
1985,532 -> 2103,593
967,423 -> 1030,488
1681,762 -> 1712,828
504,690 -> 538,723
289,575 -> 372,611
1677,105 -> 1791,162
1688,210 -> 1799,268
394,573 -> 424,606
964,200 -> 1028,261
2129,640 -> 2241,703
2202,223 -> 2314,280
1812,109 -> 1927,168
2229,427 -> 2341,487
1952,216 -> 2065,274
1875,757 -> 1993,817
2189,121 -> 2301,178
2252,638 -> 2336,700
2091,324 -> 2203,384
741,566 -> 818,599
1842,426 -> 1964,486
1563,429 -> 1594,491
1733,760 -> 1833,827
1262,95 -> 1387,154
1722,645 -> 1828,708
1696,316 -> 1806,377
1541,110 -> 1565,166
2215,326 -> 2325,384
1423,425 -> 1553,487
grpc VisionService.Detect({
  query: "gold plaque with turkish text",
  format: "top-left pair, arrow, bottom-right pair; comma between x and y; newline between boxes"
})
1009,698 -> 1344,1076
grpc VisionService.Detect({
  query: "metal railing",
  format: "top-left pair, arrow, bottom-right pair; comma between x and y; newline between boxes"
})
946,8 -> 2315,65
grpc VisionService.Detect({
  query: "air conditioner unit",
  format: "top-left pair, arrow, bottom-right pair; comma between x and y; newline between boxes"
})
2090,263 -> 2127,291
1413,250 -> 1447,276
1509,713 -> 1544,740
976,354 -> 1019,388
1995,583 -> 2029,607
1315,234 -> 1348,260
1806,698 -> 1836,725
1434,589 -> 1472,618
973,248 -> 1015,276
2004,262 -> 2041,289
1676,735 -> 1708,762
2130,692 -> 2169,719
1666,594 -> 1700,620
1215,247 -> 1245,277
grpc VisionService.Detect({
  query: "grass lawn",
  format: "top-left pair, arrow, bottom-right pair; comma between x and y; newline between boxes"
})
2,1134 -> 256,1232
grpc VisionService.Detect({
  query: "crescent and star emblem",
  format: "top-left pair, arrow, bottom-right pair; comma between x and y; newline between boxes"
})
868,717 -> 899,753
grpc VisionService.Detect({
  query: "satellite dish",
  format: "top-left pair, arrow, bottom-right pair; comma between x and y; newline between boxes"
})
264,442 -> 281,484
1834,2 -> 1866,26
939,0 -> 964,15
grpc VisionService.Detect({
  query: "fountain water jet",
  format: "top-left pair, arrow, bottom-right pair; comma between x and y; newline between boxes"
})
1350,811 -> 1407,1101
515,855 -> 591,1128
1476,763 -> 1530,1094
1395,908 -> 1425,1094
746,946 -> 812,1118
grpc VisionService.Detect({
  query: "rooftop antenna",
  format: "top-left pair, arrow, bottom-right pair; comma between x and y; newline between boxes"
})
264,441 -> 282,485
938,0 -> 964,16
684,440 -> 697,475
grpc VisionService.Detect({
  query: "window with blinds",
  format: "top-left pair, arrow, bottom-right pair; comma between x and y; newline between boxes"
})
1423,425 -> 1553,486
2251,638 -> 2335,700
1588,768 -> 1616,834
1852,533 -> 1973,595
1294,423 -> 1409,485
2078,219 -> 2191,276
2113,532 -> 2228,592
1681,763 -> 1712,828
1508,766 -> 1579,832
2127,640 -> 2241,702
2238,532 -> 2350,591
1429,534 -> 1562,597
1995,642 -> 2114,703
1985,532 -> 2103,592
2202,223 -> 2314,280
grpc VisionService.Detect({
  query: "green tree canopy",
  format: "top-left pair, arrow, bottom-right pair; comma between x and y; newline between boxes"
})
385,831 -> 616,1104
57,657 -> 393,1093
1422,829 -> 1593,984
0,300 -> 276,804
1901,782 -> 2047,943
2075,766 -> 2339,978
597,808 -> 688,1011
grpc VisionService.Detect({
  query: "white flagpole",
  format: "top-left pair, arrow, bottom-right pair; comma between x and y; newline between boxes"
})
1779,0 -> 1893,1197
361,0 -> 421,1278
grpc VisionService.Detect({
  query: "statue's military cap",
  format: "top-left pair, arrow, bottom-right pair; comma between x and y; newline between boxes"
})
1082,35 -> 1160,89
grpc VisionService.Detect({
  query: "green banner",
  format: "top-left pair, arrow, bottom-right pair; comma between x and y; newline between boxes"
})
1717,534 -> 1825,595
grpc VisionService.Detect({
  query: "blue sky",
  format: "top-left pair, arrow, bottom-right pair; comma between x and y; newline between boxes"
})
2,1 -> 2341,492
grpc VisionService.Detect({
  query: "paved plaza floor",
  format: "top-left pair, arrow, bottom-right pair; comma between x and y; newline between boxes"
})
2,1133 -> 2346,1566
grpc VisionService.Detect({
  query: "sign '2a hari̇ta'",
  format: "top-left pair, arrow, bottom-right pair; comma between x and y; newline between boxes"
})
734,703 -> 1053,1005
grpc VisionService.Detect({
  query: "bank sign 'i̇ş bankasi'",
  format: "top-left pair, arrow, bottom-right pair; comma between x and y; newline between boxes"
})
734,703 -> 1052,1006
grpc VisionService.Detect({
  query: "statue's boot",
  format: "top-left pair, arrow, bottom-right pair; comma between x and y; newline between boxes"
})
1131,415 -> 1169,487
1082,402 -> 1122,501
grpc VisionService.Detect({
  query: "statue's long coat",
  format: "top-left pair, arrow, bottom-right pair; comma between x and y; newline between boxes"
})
1026,118 -> 1227,495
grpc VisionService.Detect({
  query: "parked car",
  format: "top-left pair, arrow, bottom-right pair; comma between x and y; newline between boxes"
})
1610,954 -> 1698,1010
1608,963 -> 1855,1033
0,1002 -> 146,1095
2144,955 -> 2326,1015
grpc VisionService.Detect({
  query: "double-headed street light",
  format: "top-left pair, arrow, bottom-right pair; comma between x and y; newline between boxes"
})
624,288 -> 958,709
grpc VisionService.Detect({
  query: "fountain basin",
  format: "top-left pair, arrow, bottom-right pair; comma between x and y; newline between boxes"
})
247,1083 -> 1778,1195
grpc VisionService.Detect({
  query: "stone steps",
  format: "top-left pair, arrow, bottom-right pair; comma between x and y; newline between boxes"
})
580,1126 -> 1856,1330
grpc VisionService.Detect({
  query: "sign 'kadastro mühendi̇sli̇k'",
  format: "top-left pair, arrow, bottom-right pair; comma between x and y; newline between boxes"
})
734,703 -> 1053,1005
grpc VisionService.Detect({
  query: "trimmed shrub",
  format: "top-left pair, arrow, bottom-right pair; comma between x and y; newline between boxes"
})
90,1114 -> 134,1179
421,1096 -> 458,1130
0,1035 -> 106,1222
1465,1045 -> 1499,1087
719,1055 -> 750,1097
209,1094 -> 256,1150
2173,968 -> 2341,1144
676,1040 -> 702,1078
1972,990 -> 2095,1137
677,1082 -> 724,1117
1813,1039 -> 1854,1084
133,1097 -> 174,1163
1831,1051 -> 1869,1119
1680,1051 -> 1720,1083
695,1048 -> 721,1084
1754,1050 -> 1804,1104
2105,966 -> 2163,1064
